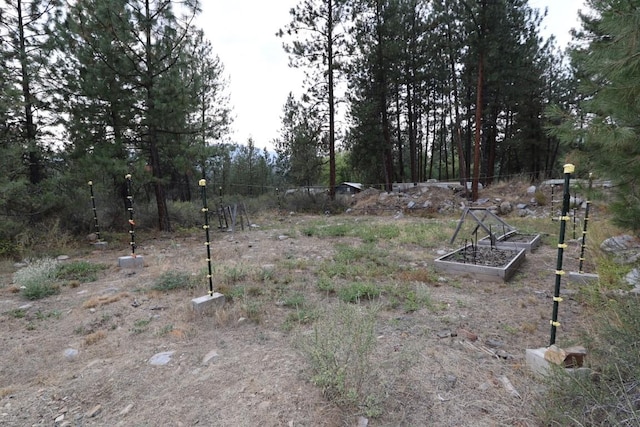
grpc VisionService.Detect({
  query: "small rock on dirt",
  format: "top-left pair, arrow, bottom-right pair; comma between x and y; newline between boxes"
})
119,404 -> 134,416
357,416 -> 369,427
485,339 -> 504,348
85,404 -> 102,418
149,351 -> 175,366
202,350 -> 219,365
436,330 -> 452,339
63,348 -> 79,361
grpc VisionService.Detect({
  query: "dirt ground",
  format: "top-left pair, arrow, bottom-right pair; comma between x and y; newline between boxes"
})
0,182 -> 599,427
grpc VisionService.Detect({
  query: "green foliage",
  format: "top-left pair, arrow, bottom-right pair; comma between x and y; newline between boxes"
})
14,258 -> 60,300
56,261 -> 108,284
338,282 -> 380,303
553,1 -> 640,230
538,297 -> 640,425
152,271 -> 195,292
297,303 -> 379,411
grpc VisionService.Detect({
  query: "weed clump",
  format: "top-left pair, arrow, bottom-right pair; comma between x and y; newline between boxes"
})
297,303 -> 380,414
13,258 -> 60,300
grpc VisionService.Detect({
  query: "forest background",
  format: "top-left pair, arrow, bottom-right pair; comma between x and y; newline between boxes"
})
1,0 -> 639,243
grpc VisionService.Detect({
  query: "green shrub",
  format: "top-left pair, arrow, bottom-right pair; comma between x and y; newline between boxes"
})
297,303 -> 379,411
56,261 -> 108,283
538,296 -> 640,425
14,258 -> 60,300
152,271 -> 195,291
338,282 -> 380,303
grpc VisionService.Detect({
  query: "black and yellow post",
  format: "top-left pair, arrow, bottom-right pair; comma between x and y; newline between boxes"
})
200,179 -> 214,296
578,173 -> 593,274
125,174 -> 136,257
88,181 -> 101,241
550,163 -> 574,346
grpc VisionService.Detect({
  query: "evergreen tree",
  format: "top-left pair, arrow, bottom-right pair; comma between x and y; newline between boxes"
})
274,93 -> 324,187
55,0 -> 202,231
552,0 -> 640,230
278,0 -> 348,198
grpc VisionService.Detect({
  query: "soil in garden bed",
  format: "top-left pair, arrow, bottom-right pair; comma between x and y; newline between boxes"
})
444,245 -> 517,267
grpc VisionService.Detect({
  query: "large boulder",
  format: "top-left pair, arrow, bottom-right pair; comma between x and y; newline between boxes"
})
600,234 -> 640,264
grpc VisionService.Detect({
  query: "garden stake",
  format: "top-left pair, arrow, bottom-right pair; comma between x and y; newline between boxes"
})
88,181 -> 101,241
572,192 -> 578,239
550,163 -> 574,346
551,184 -> 556,221
578,173 -> 593,273
125,174 -> 136,256
200,179 -> 214,296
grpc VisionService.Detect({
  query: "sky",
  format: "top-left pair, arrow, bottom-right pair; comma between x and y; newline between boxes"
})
198,1 -> 586,151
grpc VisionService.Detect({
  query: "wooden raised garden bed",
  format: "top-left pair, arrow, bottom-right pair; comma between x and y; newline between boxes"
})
434,245 -> 526,282
477,230 -> 542,253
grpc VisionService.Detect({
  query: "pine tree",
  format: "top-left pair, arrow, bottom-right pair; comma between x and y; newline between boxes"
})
275,93 -> 324,187
556,1 -> 640,230
278,0 -> 348,198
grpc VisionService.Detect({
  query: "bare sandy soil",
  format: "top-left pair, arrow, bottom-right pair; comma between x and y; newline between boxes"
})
0,195 -> 596,426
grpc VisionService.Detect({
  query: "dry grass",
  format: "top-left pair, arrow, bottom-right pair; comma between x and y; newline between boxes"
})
82,292 -> 129,309
84,330 -> 107,345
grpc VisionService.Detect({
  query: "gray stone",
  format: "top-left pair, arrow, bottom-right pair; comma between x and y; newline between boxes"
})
625,268 -> 640,287
422,200 -> 433,209
407,201 -> 416,209
436,330 -> 451,338
278,235 -> 289,241
56,255 -> 70,261
526,185 -> 536,194
516,203 -> 528,210
499,201 -> 513,215
202,350 -> 220,365
85,404 -> 102,418
149,351 -> 175,366
63,348 -> 79,361
600,234 -> 640,264
485,339 -> 504,348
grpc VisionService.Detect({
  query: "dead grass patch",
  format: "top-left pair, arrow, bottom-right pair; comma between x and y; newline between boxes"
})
82,292 -> 129,309
84,330 -> 107,345
0,387 -> 15,399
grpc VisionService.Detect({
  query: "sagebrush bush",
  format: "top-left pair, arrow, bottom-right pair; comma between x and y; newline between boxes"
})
14,258 -> 60,300
297,303 -> 379,411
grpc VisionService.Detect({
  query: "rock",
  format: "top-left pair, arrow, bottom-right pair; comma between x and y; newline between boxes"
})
149,351 -> 175,366
85,404 -> 102,418
485,339 -> 504,348
499,201 -> 513,215
278,235 -> 289,241
357,416 -> 369,427
600,234 -> 640,264
476,198 -> 490,205
407,201 -> 416,209
625,268 -> 640,287
436,330 -> 452,339
422,200 -> 432,209
56,255 -> 70,261
393,212 -> 404,219
54,414 -> 65,423
526,185 -> 536,194
517,209 -> 528,217
63,348 -> 79,361
119,404 -> 134,416
202,350 -> 219,365
86,233 -> 98,242
516,203 -> 528,210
